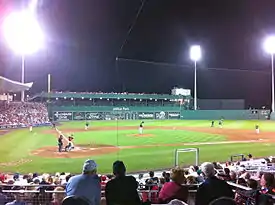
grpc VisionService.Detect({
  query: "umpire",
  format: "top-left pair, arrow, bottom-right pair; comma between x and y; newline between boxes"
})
58,135 -> 63,152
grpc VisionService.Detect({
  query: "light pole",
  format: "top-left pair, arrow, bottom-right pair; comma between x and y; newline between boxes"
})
21,55 -> 25,102
190,45 -> 201,110
263,36 -> 275,118
2,11 -> 44,101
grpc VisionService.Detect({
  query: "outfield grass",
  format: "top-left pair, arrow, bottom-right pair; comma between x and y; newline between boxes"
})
0,120 -> 275,174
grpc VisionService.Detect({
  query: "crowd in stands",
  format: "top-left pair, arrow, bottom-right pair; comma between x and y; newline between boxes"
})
0,155 -> 275,205
0,102 -> 49,127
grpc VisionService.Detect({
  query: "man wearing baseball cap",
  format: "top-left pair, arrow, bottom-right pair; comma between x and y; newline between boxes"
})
66,159 -> 101,205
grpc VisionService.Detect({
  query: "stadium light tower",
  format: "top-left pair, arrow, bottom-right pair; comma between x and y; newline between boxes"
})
190,45 -> 201,110
263,36 -> 275,117
3,11 -> 44,102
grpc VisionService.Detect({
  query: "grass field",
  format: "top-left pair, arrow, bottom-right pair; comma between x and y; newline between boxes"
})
1,120 -> 275,174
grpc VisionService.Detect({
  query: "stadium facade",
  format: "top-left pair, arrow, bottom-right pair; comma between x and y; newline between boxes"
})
32,91 -> 270,121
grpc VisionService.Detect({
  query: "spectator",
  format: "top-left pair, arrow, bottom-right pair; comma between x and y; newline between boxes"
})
159,167 -> 188,203
260,173 -> 275,195
159,178 -> 166,188
66,159 -> 101,205
230,171 -> 237,183
248,154 -> 253,161
0,185 -> 7,205
5,186 -> 25,205
0,102 -> 49,127
195,162 -> 234,205
51,187 -> 65,205
24,185 -> 39,205
105,160 -> 141,205
146,171 -> 159,185
164,172 -> 171,183
186,175 -> 196,185
223,168 -> 231,181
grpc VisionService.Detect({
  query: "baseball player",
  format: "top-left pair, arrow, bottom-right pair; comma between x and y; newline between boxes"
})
65,135 -> 75,152
139,121 -> 144,134
58,135 -> 63,152
211,120 -> 215,127
29,125 -> 33,132
255,124 -> 260,134
218,119 -> 223,128
85,122 -> 89,130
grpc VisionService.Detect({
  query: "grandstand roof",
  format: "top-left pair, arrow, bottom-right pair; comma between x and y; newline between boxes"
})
0,76 -> 33,92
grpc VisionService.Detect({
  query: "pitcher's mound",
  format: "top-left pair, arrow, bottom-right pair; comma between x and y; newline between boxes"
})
128,134 -> 155,137
31,144 -> 119,158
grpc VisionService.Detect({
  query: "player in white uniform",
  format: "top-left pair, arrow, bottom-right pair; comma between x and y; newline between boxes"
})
255,124 -> 260,134
218,119 -> 223,128
85,122 -> 89,130
29,125 -> 33,132
139,121 -> 144,134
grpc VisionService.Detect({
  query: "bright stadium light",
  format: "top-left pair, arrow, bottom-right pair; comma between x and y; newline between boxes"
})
2,11 -> 45,102
190,45 -> 201,61
263,36 -> 275,117
3,11 -> 44,55
190,45 -> 201,110
264,36 -> 275,55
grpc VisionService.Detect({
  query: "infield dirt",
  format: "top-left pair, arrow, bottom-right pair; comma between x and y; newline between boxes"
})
33,126 -> 274,158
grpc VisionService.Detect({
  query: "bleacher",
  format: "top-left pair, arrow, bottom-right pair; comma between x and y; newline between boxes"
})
0,157 -> 275,205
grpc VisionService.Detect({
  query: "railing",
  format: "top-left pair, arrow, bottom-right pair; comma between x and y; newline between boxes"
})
0,182 -> 275,205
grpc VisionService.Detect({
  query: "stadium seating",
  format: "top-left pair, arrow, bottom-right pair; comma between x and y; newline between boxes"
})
0,158 -> 275,205
0,102 -> 49,127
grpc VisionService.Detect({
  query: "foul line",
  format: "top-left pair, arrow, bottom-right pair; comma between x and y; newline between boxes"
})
55,128 -> 72,145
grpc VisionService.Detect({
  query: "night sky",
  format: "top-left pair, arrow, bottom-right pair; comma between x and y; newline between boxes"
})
0,0 -> 275,108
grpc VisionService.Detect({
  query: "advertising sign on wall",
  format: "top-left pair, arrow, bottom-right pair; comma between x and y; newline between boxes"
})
168,112 -> 181,119
85,112 -> 104,120
73,112 -> 85,120
53,112 -> 73,121
155,111 -> 167,120
138,112 -> 154,119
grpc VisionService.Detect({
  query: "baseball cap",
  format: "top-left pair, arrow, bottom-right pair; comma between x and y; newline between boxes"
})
83,159 -> 97,172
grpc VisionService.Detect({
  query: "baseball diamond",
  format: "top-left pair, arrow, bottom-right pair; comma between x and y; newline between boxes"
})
3,3 -> 275,204
0,119 -> 275,174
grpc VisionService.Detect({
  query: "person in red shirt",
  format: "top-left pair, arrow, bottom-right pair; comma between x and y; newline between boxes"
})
158,167 -> 188,203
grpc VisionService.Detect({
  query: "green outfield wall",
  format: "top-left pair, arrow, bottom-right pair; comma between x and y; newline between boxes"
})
180,110 -> 270,120
49,106 -> 270,121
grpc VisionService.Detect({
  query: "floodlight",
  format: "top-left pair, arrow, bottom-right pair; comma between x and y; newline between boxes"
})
190,45 -> 201,61
3,11 -> 44,55
263,36 -> 275,54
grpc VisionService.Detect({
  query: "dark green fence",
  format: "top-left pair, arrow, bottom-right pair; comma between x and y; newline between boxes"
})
180,110 -> 270,120
50,106 -> 270,121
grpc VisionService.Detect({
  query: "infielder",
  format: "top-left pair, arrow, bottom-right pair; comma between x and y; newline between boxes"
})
211,120 -> 215,127
255,124 -> 260,134
218,119 -> 223,128
139,121 -> 144,134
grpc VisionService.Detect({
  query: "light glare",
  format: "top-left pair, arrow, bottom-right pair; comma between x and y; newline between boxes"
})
263,36 -> 275,54
3,11 -> 44,55
190,45 -> 201,61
